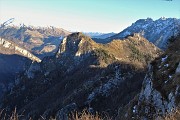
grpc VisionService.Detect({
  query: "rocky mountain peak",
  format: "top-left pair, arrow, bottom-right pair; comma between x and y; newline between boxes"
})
56,32 -> 98,58
0,31 -> 163,119
108,18 -> 180,49
125,33 -> 143,39
134,18 -> 153,24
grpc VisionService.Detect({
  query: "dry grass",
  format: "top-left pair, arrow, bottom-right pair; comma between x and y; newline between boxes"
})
0,109 -> 109,120
0,108 -> 23,120
70,110 -> 102,120
164,109 -> 180,120
157,109 -> 180,120
2,108 -> 180,120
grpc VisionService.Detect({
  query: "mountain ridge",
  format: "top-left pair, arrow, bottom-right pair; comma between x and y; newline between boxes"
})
97,18 -> 180,49
117,33 -> 180,120
0,38 -> 41,62
1,32 -> 161,119
0,25 -> 71,58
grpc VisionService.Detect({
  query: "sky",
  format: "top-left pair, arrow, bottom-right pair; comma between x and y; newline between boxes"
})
0,0 -> 180,33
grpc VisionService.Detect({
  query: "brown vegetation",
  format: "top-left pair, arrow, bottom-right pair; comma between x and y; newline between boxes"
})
152,33 -> 180,99
0,109 -> 106,120
69,110 -> 106,120
157,108 -> 180,120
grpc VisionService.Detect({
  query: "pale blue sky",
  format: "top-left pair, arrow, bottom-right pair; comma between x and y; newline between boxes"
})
0,0 -> 180,32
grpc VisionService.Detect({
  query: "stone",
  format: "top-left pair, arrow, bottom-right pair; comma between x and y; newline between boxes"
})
176,62 -> 180,74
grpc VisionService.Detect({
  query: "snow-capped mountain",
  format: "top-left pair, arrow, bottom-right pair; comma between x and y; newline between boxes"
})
83,32 -> 116,39
109,17 -> 180,49
83,32 -> 104,37
92,32 -> 116,39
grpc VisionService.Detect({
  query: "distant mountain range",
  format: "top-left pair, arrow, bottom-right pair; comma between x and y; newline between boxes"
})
97,18 -> 180,49
83,32 -> 105,37
0,25 -> 71,58
83,32 -> 116,39
0,25 -> 69,98
1,17 -> 179,53
0,17 -> 179,119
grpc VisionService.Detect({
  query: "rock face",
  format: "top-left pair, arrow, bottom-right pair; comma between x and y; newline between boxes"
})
0,25 -> 71,58
0,54 -> 31,99
118,33 -> 180,120
176,63 -> 180,74
0,38 -> 41,62
137,65 -> 177,119
0,38 -> 40,99
25,62 -> 41,79
1,33 -> 161,119
108,18 -> 180,49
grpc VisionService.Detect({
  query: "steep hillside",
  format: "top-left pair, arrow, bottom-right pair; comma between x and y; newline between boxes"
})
117,33 -> 180,120
1,33 -> 161,119
0,54 -> 31,98
0,38 -> 40,99
0,38 -> 41,62
0,25 -> 71,58
108,18 -> 180,49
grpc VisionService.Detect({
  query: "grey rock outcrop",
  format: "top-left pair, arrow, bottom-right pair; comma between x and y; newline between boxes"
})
0,38 -> 41,62
176,62 -> 180,74
136,65 -> 177,119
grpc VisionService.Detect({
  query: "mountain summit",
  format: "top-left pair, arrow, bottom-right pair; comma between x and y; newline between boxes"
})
108,18 -> 180,49
1,33 -> 161,119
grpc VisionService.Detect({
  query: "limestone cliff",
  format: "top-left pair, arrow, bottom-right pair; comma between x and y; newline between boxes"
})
0,25 -> 71,58
120,34 -> 180,120
0,38 -> 41,62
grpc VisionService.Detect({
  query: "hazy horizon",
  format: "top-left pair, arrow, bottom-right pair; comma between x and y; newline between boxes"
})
1,0 -> 180,33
